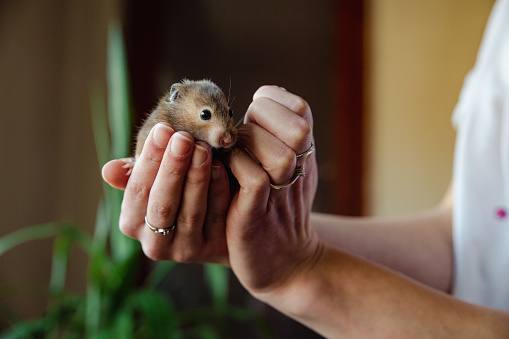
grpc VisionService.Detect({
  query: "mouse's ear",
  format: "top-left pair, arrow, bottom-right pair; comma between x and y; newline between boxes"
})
167,83 -> 182,102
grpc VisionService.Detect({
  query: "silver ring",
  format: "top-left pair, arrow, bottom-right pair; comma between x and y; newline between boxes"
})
269,142 -> 315,190
270,165 -> 305,190
145,215 -> 175,235
296,142 -> 315,159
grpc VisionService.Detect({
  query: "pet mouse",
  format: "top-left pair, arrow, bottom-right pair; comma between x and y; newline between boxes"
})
134,79 -> 237,158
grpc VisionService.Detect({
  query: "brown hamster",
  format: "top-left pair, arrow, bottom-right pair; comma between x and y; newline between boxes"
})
135,79 -> 237,157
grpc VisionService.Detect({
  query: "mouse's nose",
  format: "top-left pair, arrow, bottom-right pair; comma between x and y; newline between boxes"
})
221,134 -> 232,147
220,133 -> 235,148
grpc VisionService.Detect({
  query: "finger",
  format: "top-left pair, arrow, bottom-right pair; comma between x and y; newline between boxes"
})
170,141 -> 213,262
245,94 -> 313,155
237,123 -> 296,186
102,158 -> 134,190
202,159 -> 230,264
227,148 -> 271,219
119,123 -> 175,239
252,85 -> 312,121
143,132 -> 194,242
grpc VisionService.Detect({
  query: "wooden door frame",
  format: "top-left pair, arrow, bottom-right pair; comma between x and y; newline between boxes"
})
333,0 -> 365,216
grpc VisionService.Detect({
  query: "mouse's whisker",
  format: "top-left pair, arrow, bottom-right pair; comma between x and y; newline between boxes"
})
227,77 -> 232,104
229,95 -> 237,108
234,112 -> 245,128
236,125 -> 251,140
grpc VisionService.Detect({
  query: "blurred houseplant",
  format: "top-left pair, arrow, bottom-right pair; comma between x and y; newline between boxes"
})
0,23 -> 271,339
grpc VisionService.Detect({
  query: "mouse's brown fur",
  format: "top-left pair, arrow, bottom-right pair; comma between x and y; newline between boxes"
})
135,79 -> 237,157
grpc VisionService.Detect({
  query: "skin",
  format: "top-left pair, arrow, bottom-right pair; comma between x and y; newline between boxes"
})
105,123 -> 231,265
102,86 -> 509,338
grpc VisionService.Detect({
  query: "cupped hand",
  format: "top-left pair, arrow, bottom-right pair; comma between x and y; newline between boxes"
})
225,86 -> 322,295
102,123 -> 231,265
101,84 -> 322,289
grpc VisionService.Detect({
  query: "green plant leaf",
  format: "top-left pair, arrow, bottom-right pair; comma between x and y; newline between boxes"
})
88,199 -> 111,284
84,283 -> 102,338
191,324 -> 221,339
126,290 -> 180,338
109,307 -> 134,339
0,223 -> 62,257
1,17 -> 276,339
0,222 -> 91,258
104,248 -> 139,293
49,232 -> 72,296
0,317 -> 48,339
108,188 -> 139,264
107,21 -> 132,160
105,21 -> 139,264
203,264 -> 229,309
48,226 -> 93,297
42,293 -> 83,338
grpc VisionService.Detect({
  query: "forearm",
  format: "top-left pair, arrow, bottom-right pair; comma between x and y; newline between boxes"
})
311,205 -> 453,292
255,245 -> 509,338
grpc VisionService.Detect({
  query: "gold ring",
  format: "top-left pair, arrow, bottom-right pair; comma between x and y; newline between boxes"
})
270,166 -> 305,190
145,216 -> 175,235
296,142 -> 315,159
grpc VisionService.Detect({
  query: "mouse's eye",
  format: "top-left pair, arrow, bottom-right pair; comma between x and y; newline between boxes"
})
228,109 -> 233,118
201,109 -> 212,121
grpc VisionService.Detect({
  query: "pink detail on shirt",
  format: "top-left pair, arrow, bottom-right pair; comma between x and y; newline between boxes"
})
496,207 -> 507,219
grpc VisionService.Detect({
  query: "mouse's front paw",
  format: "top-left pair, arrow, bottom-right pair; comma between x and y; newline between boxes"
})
121,158 -> 136,176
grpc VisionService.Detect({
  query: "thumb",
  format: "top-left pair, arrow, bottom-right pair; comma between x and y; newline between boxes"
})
101,158 -> 134,190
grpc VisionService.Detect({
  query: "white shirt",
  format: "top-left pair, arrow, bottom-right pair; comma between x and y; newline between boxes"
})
452,0 -> 509,311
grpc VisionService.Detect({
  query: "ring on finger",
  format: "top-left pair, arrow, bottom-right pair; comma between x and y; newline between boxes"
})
145,215 -> 175,235
296,142 -> 315,159
269,142 -> 314,190
270,165 -> 305,190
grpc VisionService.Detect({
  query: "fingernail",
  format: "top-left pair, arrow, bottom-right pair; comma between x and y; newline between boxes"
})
170,133 -> 193,156
192,144 -> 209,167
153,123 -> 174,147
211,165 -> 221,180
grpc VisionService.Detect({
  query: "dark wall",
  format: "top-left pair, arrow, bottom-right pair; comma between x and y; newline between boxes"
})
125,0 -> 346,214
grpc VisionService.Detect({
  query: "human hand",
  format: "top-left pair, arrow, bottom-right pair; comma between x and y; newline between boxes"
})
225,86 -> 321,295
101,123 -> 231,265
101,84 -> 321,282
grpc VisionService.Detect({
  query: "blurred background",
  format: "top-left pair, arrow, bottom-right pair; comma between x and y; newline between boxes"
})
0,0 -> 495,336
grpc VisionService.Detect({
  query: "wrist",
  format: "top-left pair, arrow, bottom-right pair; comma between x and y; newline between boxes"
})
250,240 -> 329,319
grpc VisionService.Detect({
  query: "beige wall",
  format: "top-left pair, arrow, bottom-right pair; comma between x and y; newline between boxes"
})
366,0 -> 494,216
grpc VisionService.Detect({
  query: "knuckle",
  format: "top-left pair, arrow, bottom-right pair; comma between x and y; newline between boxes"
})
178,210 -> 203,227
185,172 -> 209,186
243,171 -> 269,192
162,161 -> 187,178
290,117 -> 312,141
272,147 -> 295,171
142,245 -> 167,262
118,219 -> 137,239
253,85 -> 276,98
149,202 -> 174,220
249,96 -> 266,114
290,96 -> 310,115
140,147 -> 162,164
125,180 -> 150,201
